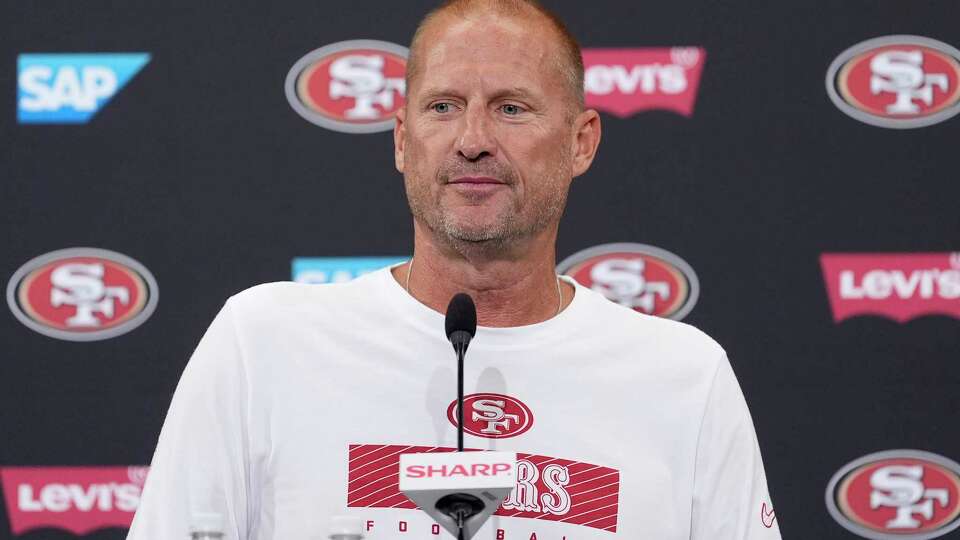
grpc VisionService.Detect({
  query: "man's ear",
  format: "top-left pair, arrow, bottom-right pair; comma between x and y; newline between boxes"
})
394,107 -> 406,173
570,109 -> 602,178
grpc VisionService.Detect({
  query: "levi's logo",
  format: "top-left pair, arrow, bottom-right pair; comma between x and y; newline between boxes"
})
0,466 -> 147,535
404,463 -> 512,479
582,47 -> 706,117
820,253 -> 960,322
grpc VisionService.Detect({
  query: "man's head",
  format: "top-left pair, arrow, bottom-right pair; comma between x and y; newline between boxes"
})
394,0 -> 601,255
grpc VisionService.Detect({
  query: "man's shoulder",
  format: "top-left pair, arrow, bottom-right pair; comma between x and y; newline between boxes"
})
224,271 -> 383,320
575,284 -> 725,365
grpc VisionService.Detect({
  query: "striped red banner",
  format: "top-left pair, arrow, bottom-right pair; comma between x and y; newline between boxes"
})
347,444 -> 620,533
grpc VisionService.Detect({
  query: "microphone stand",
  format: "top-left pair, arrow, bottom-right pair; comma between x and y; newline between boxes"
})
456,339 -> 466,452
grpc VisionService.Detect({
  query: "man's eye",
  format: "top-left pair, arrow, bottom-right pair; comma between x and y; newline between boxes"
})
501,104 -> 524,115
432,102 -> 453,113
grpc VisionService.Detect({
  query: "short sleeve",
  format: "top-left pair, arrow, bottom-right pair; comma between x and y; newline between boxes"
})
690,354 -> 782,540
127,300 -> 252,540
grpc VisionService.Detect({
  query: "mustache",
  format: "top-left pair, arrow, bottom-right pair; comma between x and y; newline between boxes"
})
437,158 -> 517,185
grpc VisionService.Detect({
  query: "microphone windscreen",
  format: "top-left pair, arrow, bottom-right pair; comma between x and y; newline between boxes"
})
445,293 -> 477,339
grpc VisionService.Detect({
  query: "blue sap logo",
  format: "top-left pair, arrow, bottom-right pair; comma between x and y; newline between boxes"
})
292,257 -> 407,284
18,53 -> 151,123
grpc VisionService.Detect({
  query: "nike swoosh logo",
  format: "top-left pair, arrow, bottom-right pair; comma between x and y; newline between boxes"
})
761,502 -> 776,528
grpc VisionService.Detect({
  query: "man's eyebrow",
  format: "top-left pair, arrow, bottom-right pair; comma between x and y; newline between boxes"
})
417,87 -> 462,103
489,87 -> 541,102
416,86 -> 543,104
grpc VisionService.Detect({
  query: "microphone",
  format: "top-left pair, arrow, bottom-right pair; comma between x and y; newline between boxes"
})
399,293 -> 516,540
445,293 -> 476,452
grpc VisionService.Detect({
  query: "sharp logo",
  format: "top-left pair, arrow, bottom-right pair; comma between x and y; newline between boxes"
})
447,393 -> 534,439
826,450 -> 960,540
826,36 -> 960,128
0,467 -> 148,535
285,40 -> 408,133
17,53 -> 150,124
7,248 -> 159,341
403,463 -> 512,479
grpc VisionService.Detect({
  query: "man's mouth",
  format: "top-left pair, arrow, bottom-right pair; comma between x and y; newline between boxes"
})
448,176 -> 505,185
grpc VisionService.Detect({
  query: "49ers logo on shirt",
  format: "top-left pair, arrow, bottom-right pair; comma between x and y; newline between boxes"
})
0,466 -> 148,535
582,47 -> 706,117
348,444 -> 620,533
826,35 -> 960,129
558,243 -> 700,321
6,248 -> 159,341
447,393 -> 534,439
285,40 -> 407,133
826,450 -> 960,540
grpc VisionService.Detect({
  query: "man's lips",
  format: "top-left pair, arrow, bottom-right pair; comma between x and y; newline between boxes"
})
448,176 -> 505,185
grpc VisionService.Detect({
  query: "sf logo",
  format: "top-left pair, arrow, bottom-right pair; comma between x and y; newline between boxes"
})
871,465 -> 950,529
50,263 -> 130,327
870,50 -> 949,115
471,399 -> 520,435
328,55 -> 405,120
448,393 -> 534,439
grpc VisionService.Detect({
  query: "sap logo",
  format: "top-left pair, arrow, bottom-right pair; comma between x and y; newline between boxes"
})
17,53 -> 151,124
292,256 -> 407,284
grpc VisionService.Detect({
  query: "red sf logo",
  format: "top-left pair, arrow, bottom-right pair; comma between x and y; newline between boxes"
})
285,39 -> 408,133
557,243 -> 700,321
6,248 -> 158,341
826,450 -> 960,539
447,393 -> 534,439
827,35 -> 960,128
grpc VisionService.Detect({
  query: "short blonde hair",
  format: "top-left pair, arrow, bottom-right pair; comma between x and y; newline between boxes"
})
405,0 -> 585,112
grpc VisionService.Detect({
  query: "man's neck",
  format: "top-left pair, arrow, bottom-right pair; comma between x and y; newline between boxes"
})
390,223 -> 574,327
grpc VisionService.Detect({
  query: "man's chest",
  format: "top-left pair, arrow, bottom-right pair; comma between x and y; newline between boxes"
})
246,347 -> 703,539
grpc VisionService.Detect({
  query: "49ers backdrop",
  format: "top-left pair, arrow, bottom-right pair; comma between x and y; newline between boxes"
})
2,1 -> 958,539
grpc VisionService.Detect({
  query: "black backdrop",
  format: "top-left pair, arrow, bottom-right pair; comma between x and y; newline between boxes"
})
2,1 -> 959,539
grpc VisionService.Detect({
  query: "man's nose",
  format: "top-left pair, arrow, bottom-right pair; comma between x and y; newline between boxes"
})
457,104 -> 496,161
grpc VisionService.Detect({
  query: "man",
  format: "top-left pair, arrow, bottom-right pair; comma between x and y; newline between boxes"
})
129,1 -> 782,539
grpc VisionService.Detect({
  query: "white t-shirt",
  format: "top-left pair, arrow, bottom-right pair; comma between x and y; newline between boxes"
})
128,267 -> 782,540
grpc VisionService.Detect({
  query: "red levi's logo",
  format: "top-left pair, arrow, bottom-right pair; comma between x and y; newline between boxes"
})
0,466 -> 148,535
447,393 -> 534,439
582,47 -> 706,117
819,253 -> 960,322
348,444 -> 621,533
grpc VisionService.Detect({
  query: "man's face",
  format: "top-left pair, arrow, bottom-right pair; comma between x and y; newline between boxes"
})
395,12 -> 581,250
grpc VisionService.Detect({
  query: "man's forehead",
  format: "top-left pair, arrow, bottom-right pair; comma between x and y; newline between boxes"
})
419,13 -> 553,68
414,12 -> 559,92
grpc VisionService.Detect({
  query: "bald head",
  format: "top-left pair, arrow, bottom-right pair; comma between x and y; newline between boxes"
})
405,0 -> 585,114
